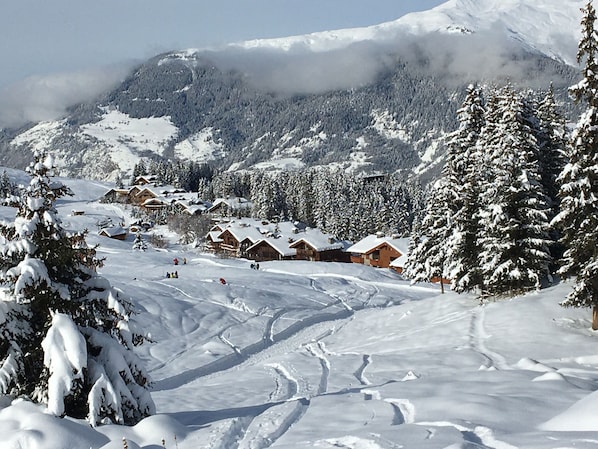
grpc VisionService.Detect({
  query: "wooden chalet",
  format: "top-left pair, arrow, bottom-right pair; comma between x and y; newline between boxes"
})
347,234 -> 410,270
102,187 -> 131,203
98,226 -> 128,240
246,238 -> 296,262
216,225 -> 263,257
208,197 -> 253,217
205,231 -> 224,252
288,229 -> 351,262
132,175 -> 158,186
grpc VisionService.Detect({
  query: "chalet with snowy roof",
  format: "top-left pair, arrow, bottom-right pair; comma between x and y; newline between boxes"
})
132,175 -> 158,186
347,234 -> 410,270
102,187 -> 131,203
288,229 -> 351,262
98,226 -> 128,241
205,231 -> 224,252
172,199 -> 211,215
216,224 -> 264,257
246,238 -> 296,262
208,197 -> 253,217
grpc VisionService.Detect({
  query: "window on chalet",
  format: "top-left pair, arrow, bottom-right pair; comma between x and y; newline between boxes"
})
371,250 -> 380,260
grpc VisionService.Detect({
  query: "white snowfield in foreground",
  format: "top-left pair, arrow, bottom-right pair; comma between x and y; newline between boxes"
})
0,173 -> 597,449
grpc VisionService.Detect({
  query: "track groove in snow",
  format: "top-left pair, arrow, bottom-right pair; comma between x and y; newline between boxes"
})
354,354 -> 372,385
305,341 -> 331,395
469,307 -> 509,370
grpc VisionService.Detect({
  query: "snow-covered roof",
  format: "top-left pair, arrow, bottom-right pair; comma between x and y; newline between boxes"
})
289,228 -> 350,252
208,197 -> 253,212
390,252 -> 409,269
347,235 -> 410,255
98,226 -> 127,237
219,223 -> 264,243
247,237 -> 297,257
207,231 -> 223,243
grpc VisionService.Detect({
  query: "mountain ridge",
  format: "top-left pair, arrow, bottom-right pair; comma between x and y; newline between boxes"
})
0,0 -> 584,182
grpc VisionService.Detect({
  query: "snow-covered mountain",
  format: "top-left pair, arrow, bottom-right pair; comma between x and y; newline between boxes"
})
231,0 -> 582,66
0,0 -> 583,182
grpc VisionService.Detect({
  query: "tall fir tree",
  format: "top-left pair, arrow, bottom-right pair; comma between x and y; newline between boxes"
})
443,84 -> 486,293
477,87 -> 553,297
0,150 -> 154,425
403,178 -> 451,290
536,85 -> 568,215
552,1 -> 598,328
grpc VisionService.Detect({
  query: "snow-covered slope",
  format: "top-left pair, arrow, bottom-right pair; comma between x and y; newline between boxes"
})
1,172 -> 598,448
231,0 -> 582,66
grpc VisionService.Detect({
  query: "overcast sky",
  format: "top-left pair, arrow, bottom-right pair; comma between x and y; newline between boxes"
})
0,0 -> 445,89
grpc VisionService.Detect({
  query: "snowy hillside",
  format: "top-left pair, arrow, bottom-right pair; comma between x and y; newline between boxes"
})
1,173 -> 598,448
231,0 -> 582,66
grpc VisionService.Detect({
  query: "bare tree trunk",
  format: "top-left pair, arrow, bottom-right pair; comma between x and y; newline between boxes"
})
593,306 -> 598,331
440,278 -> 445,294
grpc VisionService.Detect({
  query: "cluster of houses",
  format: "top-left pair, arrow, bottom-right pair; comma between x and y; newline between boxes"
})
103,175 -> 213,215
206,218 -> 411,274
100,175 -> 412,274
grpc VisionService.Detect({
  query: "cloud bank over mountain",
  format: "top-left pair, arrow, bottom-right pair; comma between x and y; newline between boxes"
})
206,27 -> 576,97
0,0 -> 582,130
0,64 -> 132,129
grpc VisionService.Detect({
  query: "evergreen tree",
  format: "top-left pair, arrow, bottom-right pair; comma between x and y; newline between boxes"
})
443,84 -> 486,293
477,87 -> 553,297
536,85 -> 568,215
552,1 -> 598,328
130,160 -> 147,184
0,150 -> 154,426
132,233 -> 148,251
404,179 -> 451,288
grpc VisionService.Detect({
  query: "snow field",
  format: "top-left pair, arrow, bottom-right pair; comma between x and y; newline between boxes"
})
0,177 -> 598,448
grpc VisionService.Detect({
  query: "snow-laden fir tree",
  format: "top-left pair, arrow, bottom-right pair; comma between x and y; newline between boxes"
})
477,86 -> 553,297
443,84 -> 486,293
552,1 -> 598,329
132,233 -> 148,251
0,150 -> 154,426
536,85 -> 568,217
403,178 -> 451,291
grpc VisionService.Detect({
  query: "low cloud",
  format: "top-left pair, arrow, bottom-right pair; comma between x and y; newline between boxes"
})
206,41 -> 398,95
205,26 -> 576,96
0,64 -> 133,130
0,28 -> 577,130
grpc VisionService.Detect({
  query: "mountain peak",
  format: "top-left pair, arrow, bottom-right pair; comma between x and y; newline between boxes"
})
228,0 -> 582,66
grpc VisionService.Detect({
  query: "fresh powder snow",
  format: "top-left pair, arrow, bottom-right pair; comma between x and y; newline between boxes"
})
0,173 -> 597,448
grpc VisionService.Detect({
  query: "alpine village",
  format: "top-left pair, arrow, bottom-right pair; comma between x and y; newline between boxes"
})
0,1 -> 597,448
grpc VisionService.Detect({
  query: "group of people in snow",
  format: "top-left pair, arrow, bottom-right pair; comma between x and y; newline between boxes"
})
166,257 -> 261,285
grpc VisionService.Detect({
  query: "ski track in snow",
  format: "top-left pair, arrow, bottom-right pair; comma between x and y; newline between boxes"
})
152,266 -> 405,391
417,421 -> 519,449
237,398 -> 310,449
470,306 -> 509,371
354,354 -> 372,385
206,364 -> 307,449
148,264 -> 446,447
385,398 -> 415,425
305,341 -> 331,395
